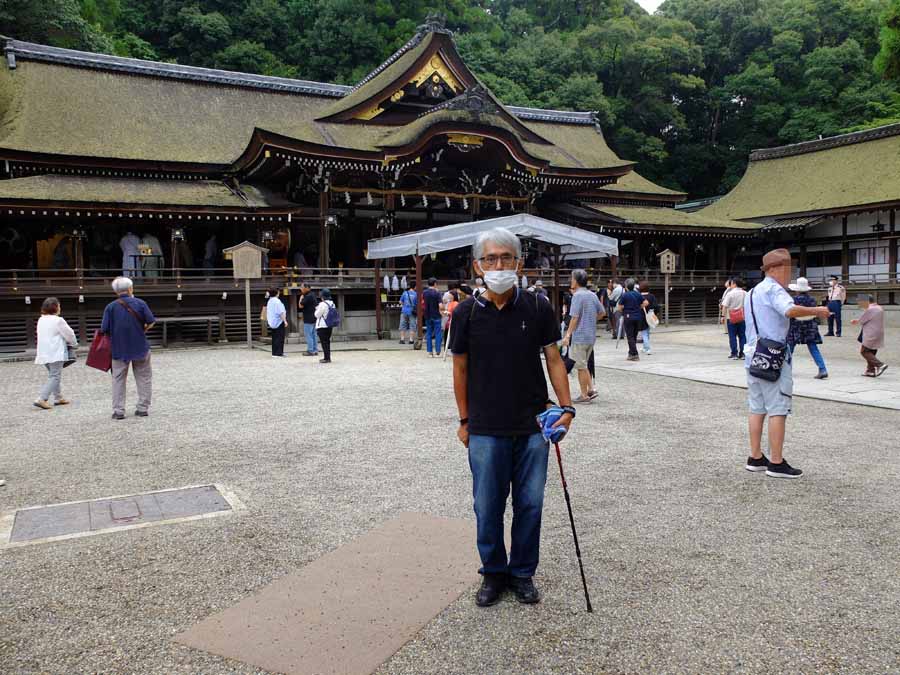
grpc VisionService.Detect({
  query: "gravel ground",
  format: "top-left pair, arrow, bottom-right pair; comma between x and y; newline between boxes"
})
1,346 -> 899,674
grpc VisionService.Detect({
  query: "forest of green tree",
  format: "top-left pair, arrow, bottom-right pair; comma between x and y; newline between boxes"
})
2,0 -> 900,197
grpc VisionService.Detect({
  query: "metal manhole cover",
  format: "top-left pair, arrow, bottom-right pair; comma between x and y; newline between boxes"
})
1,484 -> 244,549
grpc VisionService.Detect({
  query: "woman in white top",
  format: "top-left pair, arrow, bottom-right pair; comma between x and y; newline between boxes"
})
34,297 -> 78,409
314,288 -> 337,364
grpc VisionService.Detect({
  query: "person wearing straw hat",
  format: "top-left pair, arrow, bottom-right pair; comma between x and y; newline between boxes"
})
743,249 -> 831,479
787,277 -> 828,380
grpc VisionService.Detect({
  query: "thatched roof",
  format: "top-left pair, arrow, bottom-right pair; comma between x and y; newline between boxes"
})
0,35 -> 634,174
702,124 -> 900,221
584,204 -> 761,231
0,174 -> 291,208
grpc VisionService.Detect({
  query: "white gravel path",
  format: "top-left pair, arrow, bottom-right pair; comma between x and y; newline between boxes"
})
1,346 -> 899,673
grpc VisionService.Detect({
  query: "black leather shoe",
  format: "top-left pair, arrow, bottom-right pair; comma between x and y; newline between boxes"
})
134,410 -> 148,417
111,412 -> 125,420
475,573 -> 506,607
509,576 -> 541,604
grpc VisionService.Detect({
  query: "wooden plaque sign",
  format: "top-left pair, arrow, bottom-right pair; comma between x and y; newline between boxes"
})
223,241 -> 267,280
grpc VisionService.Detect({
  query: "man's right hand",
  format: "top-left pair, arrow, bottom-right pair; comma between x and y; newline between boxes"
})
814,306 -> 832,320
457,423 -> 469,448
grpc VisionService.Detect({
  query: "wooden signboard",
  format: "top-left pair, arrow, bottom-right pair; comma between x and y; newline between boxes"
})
223,241 -> 267,348
657,249 -> 677,325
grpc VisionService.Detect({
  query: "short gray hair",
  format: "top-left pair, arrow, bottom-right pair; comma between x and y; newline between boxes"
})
571,269 -> 588,288
625,277 -> 636,290
112,276 -> 133,293
473,227 -> 521,261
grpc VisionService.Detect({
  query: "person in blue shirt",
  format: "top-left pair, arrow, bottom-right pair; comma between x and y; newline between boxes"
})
398,282 -> 418,346
744,249 -> 830,479
100,277 -> 156,419
615,278 -> 648,361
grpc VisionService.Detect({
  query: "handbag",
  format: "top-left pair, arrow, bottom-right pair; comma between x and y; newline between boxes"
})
63,344 -> 78,368
561,345 -> 576,374
645,308 -> 660,328
729,307 -> 745,324
86,329 -> 112,372
748,289 -> 786,382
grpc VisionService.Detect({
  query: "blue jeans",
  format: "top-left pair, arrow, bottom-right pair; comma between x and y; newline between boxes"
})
640,328 -> 651,352
727,320 -> 747,356
468,433 -> 549,578
303,322 -> 317,353
425,317 -> 443,354
827,301 -> 842,335
790,342 -> 827,372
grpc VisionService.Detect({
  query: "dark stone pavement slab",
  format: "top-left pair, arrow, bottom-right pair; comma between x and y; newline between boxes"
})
174,512 -> 477,675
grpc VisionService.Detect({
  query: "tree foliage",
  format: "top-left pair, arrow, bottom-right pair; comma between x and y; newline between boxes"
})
1,0 -> 898,197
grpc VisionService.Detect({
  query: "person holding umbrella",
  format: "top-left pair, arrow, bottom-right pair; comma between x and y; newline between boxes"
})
450,227 -> 575,607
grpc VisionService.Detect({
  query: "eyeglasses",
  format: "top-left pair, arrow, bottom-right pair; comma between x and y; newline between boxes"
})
477,254 -> 518,269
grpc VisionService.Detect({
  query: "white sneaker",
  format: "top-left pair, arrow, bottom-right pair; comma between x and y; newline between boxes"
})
0,478 -> 5,487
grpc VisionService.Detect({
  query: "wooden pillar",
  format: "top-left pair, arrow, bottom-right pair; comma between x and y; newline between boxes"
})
374,259 -> 383,339
718,240 -> 728,271
841,215 -> 850,280
889,209 -> 897,304
610,254 -> 618,280
799,244 -> 807,278
678,238 -> 687,279
318,191 -> 330,269
77,298 -> 87,345
632,236 -> 642,271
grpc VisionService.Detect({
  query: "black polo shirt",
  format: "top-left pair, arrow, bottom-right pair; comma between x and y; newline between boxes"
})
450,288 -> 560,437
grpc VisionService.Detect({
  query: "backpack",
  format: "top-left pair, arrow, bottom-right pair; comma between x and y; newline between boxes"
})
324,302 -> 341,328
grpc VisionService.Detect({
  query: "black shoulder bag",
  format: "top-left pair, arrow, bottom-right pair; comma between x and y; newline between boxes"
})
748,288 -> 786,382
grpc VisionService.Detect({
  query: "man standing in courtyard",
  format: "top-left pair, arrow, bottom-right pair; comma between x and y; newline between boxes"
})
562,269 -> 602,403
423,277 -> 443,356
825,274 -> 846,337
299,282 -> 318,356
451,227 -> 575,607
851,294 -> 888,377
744,249 -> 830,478
398,281 -> 418,345
101,277 -> 155,419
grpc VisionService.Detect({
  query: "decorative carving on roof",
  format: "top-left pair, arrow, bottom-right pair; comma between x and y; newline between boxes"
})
750,123 -> 900,162
425,85 -> 499,118
417,13 -> 452,36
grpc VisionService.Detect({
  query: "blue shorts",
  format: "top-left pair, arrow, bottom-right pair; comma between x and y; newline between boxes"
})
399,313 -> 417,331
747,361 -> 793,416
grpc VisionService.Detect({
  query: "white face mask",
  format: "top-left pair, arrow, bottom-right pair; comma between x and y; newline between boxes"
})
482,269 -> 518,294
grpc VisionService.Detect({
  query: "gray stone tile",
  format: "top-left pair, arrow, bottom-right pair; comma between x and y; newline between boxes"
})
10,502 -> 91,542
153,485 -> 231,520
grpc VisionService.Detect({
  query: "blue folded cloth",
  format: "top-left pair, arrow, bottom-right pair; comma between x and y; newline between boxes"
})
536,406 -> 567,444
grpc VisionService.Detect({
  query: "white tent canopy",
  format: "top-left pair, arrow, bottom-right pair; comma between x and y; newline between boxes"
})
366,213 -> 618,260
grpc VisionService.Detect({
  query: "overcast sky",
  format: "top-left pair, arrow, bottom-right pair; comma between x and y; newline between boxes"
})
636,0 -> 666,13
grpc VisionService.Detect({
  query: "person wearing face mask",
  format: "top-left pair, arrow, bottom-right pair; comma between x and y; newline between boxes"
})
825,275 -> 846,337
449,227 -> 575,608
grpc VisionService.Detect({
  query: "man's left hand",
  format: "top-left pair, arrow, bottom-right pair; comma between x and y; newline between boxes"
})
552,412 -> 574,434
561,335 -> 571,348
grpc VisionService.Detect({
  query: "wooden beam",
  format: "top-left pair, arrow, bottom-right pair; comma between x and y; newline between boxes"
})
841,216 -> 849,279
890,210 -> 897,305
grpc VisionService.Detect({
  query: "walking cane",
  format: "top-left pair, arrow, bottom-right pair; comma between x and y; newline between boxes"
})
615,314 -> 624,349
553,441 -> 593,613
